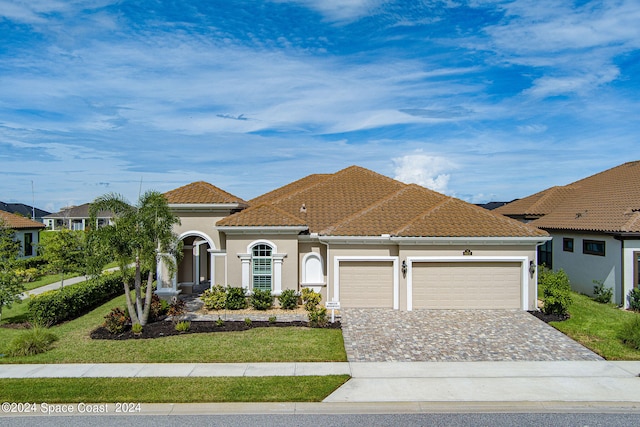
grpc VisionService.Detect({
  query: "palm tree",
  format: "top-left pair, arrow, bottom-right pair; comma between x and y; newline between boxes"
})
89,191 -> 180,326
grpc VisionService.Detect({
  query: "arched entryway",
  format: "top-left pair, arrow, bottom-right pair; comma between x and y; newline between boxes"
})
176,231 -> 216,295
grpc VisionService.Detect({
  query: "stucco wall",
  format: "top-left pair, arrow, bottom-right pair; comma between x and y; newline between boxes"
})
623,239 -> 640,308
550,232 -> 622,304
225,233 -> 299,293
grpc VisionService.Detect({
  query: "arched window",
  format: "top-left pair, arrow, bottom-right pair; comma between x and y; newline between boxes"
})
252,243 -> 273,291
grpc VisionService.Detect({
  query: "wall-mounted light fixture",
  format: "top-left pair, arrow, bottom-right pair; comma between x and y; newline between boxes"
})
402,260 -> 407,278
529,261 -> 536,278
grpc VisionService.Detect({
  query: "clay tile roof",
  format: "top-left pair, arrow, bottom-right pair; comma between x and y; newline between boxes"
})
0,210 -> 46,229
164,181 -> 248,205
219,165 -> 546,238
494,186 -> 577,217
249,174 -> 332,206
497,161 -> 640,233
217,204 -> 307,227
397,198 -> 549,238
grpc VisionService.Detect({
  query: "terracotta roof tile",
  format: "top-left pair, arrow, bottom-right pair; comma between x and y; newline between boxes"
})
217,204 -> 306,227
249,174 -> 332,206
164,181 -> 248,205
220,165 -> 546,238
498,161 -> 640,233
0,210 -> 46,229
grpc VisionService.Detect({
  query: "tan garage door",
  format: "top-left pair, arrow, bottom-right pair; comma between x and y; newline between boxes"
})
412,262 -> 521,309
339,261 -> 394,308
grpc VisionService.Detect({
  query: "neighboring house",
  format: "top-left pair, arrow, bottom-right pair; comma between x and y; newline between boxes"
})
43,203 -> 114,231
0,210 -> 46,258
156,166 -> 549,311
494,161 -> 640,307
0,201 -> 50,223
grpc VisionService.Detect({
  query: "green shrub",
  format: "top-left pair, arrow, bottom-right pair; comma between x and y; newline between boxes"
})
308,306 -> 328,328
539,268 -> 573,316
244,317 -> 252,326
268,316 -> 277,324
592,280 -> 613,304
278,289 -> 298,310
6,323 -> 59,357
216,317 -> 224,327
619,315 -> 640,350
301,288 -> 321,312
104,307 -> 128,334
629,288 -> 640,312
14,267 -> 42,283
131,323 -> 143,335
250,289 -> 273,310
28,271 -> 126,325
202,285 -> 226,310
175,321 -> 191,332
226,286 -> 247,310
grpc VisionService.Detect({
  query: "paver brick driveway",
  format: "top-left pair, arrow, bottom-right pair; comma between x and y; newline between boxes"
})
340,308 -> 603,362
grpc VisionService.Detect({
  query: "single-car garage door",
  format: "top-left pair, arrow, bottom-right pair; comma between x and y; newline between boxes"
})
412,262 -> 522,309
339,261 -> 394,308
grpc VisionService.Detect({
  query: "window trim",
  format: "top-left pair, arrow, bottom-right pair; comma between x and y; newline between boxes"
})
251,243 -> 273,291
583,239 -> 605,256
562,237 -> 574,252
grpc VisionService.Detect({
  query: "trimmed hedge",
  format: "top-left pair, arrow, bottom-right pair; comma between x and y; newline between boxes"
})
28,272 -> 127,325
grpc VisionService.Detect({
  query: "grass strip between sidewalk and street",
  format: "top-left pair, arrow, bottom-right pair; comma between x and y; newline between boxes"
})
0,376 -> 350,403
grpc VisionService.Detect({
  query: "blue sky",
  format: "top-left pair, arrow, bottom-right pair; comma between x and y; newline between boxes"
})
1,0 -> 639,213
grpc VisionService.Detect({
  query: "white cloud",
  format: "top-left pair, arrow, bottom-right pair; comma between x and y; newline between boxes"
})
271,0 -> 386,23
392,151 -> 455,194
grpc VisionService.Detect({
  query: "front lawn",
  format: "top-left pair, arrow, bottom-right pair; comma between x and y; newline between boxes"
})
0,294 -> 347,364
549,291 -> 640,360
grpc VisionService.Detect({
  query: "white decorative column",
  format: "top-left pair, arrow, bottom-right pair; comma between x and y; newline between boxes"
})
273,254 -> 286,295
239,254 -> 251,290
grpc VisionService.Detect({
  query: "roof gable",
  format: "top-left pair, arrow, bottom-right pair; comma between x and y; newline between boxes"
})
164,181 -> 248,205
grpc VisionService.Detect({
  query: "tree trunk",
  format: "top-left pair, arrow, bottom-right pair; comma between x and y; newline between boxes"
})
123,279 -> 139,325
134,257 -> 143,320
141,271 -> 154,326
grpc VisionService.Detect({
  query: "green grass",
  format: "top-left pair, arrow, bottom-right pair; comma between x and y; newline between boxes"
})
0,294 -> 347,364
22,272 -> 81,292
549,292 -> 640,360
0,376 -> 349,403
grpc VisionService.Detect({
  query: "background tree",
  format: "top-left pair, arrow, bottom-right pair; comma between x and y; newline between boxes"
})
0,219 -> 23,322
90,191 -> 180,326
39,229 -> 84,288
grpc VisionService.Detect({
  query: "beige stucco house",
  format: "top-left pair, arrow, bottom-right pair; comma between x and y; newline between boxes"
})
156,166 -> 550,311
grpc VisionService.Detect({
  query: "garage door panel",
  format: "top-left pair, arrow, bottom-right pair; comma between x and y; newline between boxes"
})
340,261 -> 393,308
412,262 -> 521,309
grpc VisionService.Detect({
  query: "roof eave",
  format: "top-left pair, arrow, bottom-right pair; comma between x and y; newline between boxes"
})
169,203 -> 248,211
390,236 -> 552,245
217,226 -> 308,235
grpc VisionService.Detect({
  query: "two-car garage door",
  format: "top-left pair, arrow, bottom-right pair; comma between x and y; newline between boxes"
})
411,262 -> 522,309
338,259 -> 523,309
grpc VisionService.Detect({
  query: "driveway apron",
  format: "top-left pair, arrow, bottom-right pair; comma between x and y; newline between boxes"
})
340,309 -> 602,362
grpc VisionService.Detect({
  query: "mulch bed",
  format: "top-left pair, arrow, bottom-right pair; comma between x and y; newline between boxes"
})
528,310 -> 569,323
90,320 -> 341,340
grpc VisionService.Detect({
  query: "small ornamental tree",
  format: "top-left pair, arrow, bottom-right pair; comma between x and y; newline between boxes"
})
90,191 -> 181,327
0,220 -> 23,322
39,228 -> 84,288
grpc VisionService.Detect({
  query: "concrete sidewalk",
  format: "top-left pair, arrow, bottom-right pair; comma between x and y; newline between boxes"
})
3,361 -> 640,406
